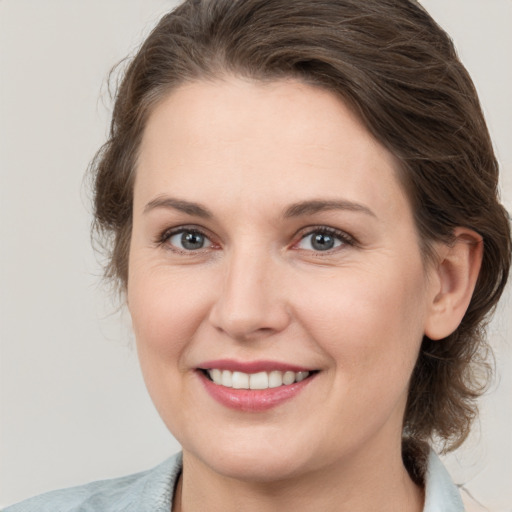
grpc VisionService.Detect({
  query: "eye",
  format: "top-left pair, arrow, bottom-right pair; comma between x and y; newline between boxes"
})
296,228 -> 350,252
165,229 -> 213,251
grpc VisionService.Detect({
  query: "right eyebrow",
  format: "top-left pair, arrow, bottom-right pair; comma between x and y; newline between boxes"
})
283,199 -> 376,219
143,196 -> 213,218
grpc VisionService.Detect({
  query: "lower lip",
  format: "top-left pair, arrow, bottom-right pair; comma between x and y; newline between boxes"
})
198,371 -> 316,412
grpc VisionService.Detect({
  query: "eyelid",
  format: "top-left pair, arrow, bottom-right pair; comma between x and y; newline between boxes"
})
154,224 -> 357,254
156,225 -> 218,253
292,226 -> 357,251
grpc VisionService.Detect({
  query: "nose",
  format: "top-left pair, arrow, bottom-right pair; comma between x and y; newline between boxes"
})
208,247 -> 291,341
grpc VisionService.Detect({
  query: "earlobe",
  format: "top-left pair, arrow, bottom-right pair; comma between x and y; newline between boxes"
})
424,228 -> 483,341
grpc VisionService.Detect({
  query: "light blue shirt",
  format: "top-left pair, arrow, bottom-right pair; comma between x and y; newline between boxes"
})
4,450 -> 465,511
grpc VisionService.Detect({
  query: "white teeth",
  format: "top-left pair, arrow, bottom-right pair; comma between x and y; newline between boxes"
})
206,369 -> 311,389
249,372 -> 268,390
282,371 -> 295,385
268,370 -> 283,388
210,369 -> 222,385
221,370 -> 232,387
232,371 -> 250,389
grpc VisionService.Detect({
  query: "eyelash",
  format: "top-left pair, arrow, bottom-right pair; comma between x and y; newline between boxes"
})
156,226 -> 215,254
294,226 -> 356,252
156,225 -> 356,254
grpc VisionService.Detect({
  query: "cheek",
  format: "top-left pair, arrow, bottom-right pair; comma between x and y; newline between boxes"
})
297,262 -> 427,385
127,266 -> 217,432
127,264 -> 214,371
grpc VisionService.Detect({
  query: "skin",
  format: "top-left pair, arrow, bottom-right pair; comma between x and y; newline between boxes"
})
128,77 -> 482,511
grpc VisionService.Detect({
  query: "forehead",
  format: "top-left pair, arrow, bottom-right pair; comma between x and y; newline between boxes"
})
135,77 -> 408,219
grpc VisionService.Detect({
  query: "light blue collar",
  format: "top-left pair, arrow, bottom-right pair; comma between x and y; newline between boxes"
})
4,450 -> 465,511
423,450 -> 465,511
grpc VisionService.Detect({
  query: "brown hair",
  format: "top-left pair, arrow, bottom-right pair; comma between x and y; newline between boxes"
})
92,0 -> 511,462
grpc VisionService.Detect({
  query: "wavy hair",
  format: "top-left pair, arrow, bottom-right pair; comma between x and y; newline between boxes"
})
91,0 -> 511,474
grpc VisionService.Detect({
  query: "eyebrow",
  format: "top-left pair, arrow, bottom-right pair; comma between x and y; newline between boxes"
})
283,199 -> 376,218
143,196 -> 213,218
143,196 -> 376,220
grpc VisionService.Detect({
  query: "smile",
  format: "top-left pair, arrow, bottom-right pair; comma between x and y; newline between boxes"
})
204,369 -> 311,389
197,361 -> 318,411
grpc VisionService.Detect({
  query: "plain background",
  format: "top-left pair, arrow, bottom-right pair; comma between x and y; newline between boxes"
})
1,1 -> 511,510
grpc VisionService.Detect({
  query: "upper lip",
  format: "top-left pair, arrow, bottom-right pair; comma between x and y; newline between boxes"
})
198,359 -> 316,373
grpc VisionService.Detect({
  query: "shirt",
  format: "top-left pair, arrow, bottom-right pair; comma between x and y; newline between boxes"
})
3,450 -> 465,511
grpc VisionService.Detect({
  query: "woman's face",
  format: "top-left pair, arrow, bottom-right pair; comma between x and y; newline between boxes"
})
128,78 -> 438,481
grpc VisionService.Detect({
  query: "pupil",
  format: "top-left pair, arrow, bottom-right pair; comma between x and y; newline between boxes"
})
312,233 -> 334,251
181,232 -> 204,250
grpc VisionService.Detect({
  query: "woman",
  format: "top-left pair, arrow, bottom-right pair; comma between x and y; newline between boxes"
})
6,0 -> 510,510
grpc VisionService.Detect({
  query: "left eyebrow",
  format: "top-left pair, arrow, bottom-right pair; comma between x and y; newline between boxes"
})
283,199 -> 376,219
143,196 -> 213,218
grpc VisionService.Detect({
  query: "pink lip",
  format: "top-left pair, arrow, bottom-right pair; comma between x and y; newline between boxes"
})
198,359 -> 314,373
197,367 -> 317,412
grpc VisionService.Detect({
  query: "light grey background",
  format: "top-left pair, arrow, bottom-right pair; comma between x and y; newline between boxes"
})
1,1 -> 510,510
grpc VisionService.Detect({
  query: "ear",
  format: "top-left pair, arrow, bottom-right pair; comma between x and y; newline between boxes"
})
424,228 -> 483,340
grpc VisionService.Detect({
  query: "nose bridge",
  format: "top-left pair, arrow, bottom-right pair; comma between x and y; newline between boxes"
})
209,242 -> 290,339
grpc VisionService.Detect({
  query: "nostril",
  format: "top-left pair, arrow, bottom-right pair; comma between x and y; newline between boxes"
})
207,263 -> 291,338
209,299 -> 291,340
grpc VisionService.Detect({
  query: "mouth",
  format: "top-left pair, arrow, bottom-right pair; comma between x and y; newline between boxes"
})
200,368 -> 314,390
196,361 -> 319,411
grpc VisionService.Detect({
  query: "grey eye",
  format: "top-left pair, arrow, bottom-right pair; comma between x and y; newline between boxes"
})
298,231 -> 343,251
169,230 -> 212,251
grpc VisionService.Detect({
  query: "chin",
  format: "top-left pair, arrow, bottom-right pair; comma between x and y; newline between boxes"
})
185,437 -> 319,483
210,455 -> 308,483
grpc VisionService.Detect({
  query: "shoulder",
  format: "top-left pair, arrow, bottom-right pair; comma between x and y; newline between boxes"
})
3,453 -> 182,512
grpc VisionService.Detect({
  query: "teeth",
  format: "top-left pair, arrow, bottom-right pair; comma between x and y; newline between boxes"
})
221,370 -> 232,387
232,371 -> 250,389
249,371 -> 268,390
206,369 -> 311,389
210,369 -> 222,384
282,371 -> 295,385
268,370 -> 283,388
296,371 -> 308,382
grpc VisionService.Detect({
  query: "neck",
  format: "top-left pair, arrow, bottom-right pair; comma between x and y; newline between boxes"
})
173,443 -> 424,512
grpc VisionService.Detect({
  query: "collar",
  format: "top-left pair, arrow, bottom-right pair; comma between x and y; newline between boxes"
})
423,450 -> 465,511
132,449 -> 465,512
